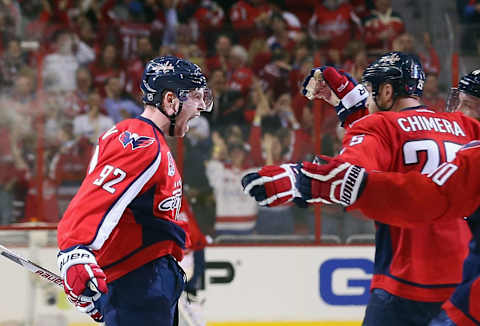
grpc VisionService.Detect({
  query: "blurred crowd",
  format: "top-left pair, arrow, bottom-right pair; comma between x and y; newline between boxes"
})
0,0 -> 464,243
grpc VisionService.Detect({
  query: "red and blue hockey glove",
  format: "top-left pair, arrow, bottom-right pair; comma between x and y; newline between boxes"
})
302,66 -> 369,126
241,163 -> 307,208
298,156 -> 367,206
57,246 -> 107,322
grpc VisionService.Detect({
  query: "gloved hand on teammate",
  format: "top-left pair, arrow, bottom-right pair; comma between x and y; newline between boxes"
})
301,66 -> 369,126
241,163 -> 307,208
298,155 -> 367,206
57,246 -> 108,322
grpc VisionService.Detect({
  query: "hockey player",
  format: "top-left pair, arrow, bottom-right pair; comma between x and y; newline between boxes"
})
242,54 -> 480,325
56,56 -> 213,326
290,70 -> 480,326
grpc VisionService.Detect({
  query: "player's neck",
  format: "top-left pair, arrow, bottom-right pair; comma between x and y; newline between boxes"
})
141,106 -> 171,134
391,97 -> 422,112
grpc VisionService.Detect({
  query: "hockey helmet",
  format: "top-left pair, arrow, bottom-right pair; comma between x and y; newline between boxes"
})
140,56 -> 213,112
446,70 -> 480,112
362,52 -> 425,101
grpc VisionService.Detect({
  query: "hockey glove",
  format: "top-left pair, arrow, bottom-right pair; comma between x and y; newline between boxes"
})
57,246 -> 107,322
298,156 -> 367,206
241,163 -> 307,208
301,66 -> 369,126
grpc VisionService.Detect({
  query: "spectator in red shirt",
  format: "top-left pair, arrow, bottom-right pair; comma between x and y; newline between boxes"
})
227,45 -> 254,96
266,12 -> 298,54
229,0 -> 272,49
192,0 -> 225,51
363,0 -> 405,56
308,0 -> 361,61
206,34 -> 232,73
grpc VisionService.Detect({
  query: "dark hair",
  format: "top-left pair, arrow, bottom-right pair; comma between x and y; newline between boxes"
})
261,115 -> 282,135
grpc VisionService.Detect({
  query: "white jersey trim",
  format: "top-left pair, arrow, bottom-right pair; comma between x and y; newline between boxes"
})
89,151 -> 162,250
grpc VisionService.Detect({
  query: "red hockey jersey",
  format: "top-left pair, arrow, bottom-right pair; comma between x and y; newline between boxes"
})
57,116 -> 190,283
340,106 -> 480,302
357,141 -> 480,325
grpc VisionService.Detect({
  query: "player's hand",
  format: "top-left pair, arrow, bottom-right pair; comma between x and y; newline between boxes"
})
298,156 -> 367,206
301,67 -> 369,125
57,246 -> 107,322
241,163 -> 307,208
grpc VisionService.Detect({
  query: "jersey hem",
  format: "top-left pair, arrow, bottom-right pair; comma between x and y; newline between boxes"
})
372,274 -> 455,302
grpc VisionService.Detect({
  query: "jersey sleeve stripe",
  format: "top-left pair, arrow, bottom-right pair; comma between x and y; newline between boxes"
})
88,141 -> 162,250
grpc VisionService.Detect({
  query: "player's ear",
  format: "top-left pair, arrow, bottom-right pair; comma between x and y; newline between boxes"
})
162,91 -> 178,115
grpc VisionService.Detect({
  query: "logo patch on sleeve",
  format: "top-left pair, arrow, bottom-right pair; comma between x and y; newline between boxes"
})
119,131 -> 155,150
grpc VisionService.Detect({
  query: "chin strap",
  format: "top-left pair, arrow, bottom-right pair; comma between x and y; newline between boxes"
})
156,101 -> 184,136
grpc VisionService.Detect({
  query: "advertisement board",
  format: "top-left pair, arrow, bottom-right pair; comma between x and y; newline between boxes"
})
0,246 -> 375,324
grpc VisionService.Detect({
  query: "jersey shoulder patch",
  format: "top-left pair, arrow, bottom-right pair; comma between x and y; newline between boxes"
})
119,130 -> 155,150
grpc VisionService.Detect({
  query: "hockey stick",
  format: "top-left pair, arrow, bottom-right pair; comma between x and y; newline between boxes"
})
0,244 -> 63,287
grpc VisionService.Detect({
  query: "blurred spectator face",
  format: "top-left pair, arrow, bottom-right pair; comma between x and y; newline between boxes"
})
15,75 -> 34,98
76,68 -> 92,94
225,125 -> 244,144
79,19 -> 95,43
162,0 -> 176,8
459,92 -> 480,119
323,0 -> 341,10
177,24 -> 193,45
423,74 -> 438,98
301,105 -> 313,130
393,33 -> 414,53
103,45 -> 117,66
273,93 -> 291,111
87,91 -> 102,113
7,40 -> 21,58
106,77 -> 123,97
216,36 -> 231,57
271,15 -> 287,34
229,144 -> 247,167
210,69 -> 226,92
56,32 -> 73,55
137,37 -> 153,61
229,45 -> 248,69
374,0 -> 391,13
354,50 -> 368,66
294,45 -> 308,63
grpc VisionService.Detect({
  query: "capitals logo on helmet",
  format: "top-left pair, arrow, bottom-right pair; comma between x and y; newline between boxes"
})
362,51 -> 426,101
140,56 -> 207,107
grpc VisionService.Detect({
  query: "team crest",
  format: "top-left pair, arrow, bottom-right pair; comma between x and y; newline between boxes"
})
119,131 -> 155,150
379,53 -> 401,65
148,61 -> 175,74
167,151 -> 175,176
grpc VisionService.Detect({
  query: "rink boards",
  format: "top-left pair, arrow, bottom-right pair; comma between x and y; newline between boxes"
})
0,245 -> 374,325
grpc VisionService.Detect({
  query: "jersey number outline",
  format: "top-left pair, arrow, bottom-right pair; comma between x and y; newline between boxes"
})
402,139 -> 462,174
93,165 -> 127,194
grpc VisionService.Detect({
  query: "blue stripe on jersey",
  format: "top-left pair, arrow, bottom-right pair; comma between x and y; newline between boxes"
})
460,140 -> 480,152
373,222 -> 394,275
128,186 -> 187,248
375,222 -> 461,288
